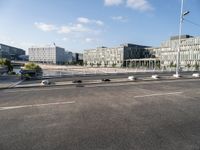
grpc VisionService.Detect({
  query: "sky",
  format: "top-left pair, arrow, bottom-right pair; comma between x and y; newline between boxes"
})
0,0 -> 199,53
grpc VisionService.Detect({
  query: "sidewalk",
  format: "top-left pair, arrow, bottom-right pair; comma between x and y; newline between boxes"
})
0,76 -> 24,89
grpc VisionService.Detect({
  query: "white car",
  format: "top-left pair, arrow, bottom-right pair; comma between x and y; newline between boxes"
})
128,76 -> 135,81
192,73 -> 200,78
41,80 -> 51,85
152,74 -> 159,79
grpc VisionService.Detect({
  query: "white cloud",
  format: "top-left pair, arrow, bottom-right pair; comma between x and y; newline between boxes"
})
104,0 -> 124,6
34,22 -> 57,32
104,0 -> 154,12
77,17 -> 104,26
77,17 -> 90,24
95,20 -> 104,26
111,16 -> 127,22
34,18 -> 104,45
126,0 -> 153,11
58,24 -> 90,34
62,37 -> 68,41
85,38 -> 93,43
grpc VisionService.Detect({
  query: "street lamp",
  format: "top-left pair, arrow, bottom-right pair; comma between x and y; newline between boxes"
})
183,11 -> 190,16
174,0 -> 189,77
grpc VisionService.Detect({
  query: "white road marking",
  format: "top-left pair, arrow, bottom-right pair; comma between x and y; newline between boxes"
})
134,92 -> 183,98
0,101 -> 75,111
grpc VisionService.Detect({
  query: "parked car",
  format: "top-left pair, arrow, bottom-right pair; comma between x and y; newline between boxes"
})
41,80 -> 51,85
72,80 -> 82,83
101,78 -> 111,82
128,76 -> 135,81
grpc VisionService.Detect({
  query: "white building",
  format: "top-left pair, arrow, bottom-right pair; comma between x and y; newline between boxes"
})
153,35 -> 200,68
29,45 -> 66,64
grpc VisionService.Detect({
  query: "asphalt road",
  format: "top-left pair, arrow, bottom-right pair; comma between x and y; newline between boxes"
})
1,79 -> 200,150
20,71 -> 198,85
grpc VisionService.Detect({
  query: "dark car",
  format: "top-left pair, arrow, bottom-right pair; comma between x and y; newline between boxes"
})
72,80 -> 82,83
101,78 -> 111,82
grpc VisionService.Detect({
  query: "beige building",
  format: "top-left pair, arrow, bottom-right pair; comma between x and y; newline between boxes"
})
83,35 -> 200,70
153,35 -> 200,68
83,44 -> 152,67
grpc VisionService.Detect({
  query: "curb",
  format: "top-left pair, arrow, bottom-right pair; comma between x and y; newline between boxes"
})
0,80 -> 25,90
7,76 -> 199,90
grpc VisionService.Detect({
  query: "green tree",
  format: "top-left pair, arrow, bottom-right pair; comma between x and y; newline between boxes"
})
90,63 -> 94,67
170,62 -> 176,68
0,58 -> 13,72
24,62 -> 42,73
186,64 -> 191,68
194,62 -> 199,71
170,62 -> 174,68
112,63 -> 116,68
97,63 -> 101,67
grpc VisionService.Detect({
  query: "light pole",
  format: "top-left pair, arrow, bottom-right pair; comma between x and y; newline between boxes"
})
175,0 -> 189,77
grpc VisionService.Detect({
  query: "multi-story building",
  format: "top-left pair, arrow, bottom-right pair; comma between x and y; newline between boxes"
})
153,35 -> 200,68
29,45 -> 66,64
0,43 -> 25,60
65,51 -> 73,63
83,43 -> 152,67
72,53 -> 83,62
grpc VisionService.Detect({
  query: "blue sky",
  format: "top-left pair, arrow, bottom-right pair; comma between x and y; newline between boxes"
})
0,0 -> 199,53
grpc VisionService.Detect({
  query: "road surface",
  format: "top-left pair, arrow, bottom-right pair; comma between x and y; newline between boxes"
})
0,79 -> 200,150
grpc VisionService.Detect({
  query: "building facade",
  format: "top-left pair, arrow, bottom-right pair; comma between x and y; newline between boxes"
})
83,44 -> 152,67
0,43 -> 25,60
153,35 -> 200,68
72,53 -> 83,62
65,51 -> 73,63
29,46 -> 66,64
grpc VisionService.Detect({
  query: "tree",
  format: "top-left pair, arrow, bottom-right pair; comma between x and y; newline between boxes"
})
170,62 -> 174,68
194,62 -> 199,71
186,64 -> 191,68
0,58 -> 13,72
112,63 -> 116,68
90,63 -> 94,67
24,62 -> 42,73
84,62 -> 87,66
156,61 -> 161,69
170,61 -> 176,68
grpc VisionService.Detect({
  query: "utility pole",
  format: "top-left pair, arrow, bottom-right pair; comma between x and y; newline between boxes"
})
174,0 -> 189,77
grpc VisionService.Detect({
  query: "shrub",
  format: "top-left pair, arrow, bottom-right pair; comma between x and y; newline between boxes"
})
0,58 -> 13,72
24,63 -> 42,73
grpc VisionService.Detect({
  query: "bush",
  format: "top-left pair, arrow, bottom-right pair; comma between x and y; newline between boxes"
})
8,71 -> 16,75
24,63 -> 42,73
23,74 -> 31,80
0,58 -> 13,72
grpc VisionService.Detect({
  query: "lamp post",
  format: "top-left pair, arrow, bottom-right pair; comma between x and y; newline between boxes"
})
175,0 -> 189,77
